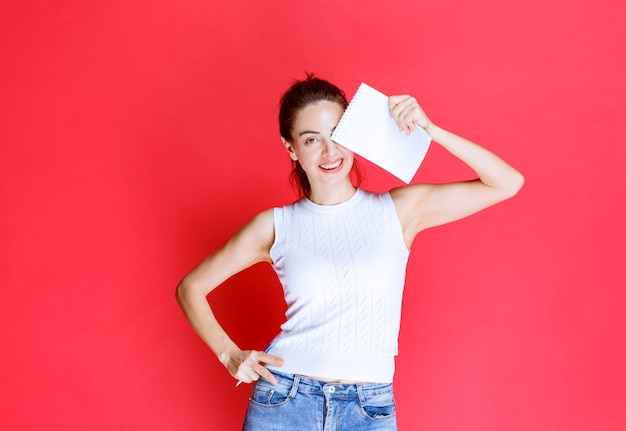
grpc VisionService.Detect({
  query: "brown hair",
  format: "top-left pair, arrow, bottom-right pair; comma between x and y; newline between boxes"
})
278,73 -> 362,197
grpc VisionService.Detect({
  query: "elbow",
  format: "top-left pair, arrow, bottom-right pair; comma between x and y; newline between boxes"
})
504,170 -> 525,199
176,276 -> 209,307
175,278 -> 191,305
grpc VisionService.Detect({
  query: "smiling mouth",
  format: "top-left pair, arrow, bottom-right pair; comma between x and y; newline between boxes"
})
320,159 -> 343,170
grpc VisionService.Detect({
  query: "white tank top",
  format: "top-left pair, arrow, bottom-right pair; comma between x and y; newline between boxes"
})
266,188 -> 410,383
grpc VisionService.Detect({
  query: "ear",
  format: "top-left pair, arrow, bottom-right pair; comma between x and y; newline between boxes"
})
281,137 -> 298,161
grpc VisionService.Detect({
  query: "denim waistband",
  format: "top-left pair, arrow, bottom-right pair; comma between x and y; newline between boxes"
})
268,369 -> 393,397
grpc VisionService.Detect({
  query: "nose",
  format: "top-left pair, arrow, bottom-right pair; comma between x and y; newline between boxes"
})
322,138 -> 339,156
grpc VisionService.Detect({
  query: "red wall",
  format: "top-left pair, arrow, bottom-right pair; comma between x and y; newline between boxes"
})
2,1 -> 625,429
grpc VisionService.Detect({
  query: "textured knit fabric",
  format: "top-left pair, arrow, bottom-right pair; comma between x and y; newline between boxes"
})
266,188 -> 410,383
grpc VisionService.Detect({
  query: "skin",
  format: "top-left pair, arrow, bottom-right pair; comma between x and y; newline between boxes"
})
176,94 -> 524,386
281,101 -> 357,206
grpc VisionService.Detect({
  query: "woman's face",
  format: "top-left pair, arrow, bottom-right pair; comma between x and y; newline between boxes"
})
282,100 -> 354,188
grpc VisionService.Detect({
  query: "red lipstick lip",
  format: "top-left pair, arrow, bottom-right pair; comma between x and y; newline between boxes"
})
319,158 -> 344,171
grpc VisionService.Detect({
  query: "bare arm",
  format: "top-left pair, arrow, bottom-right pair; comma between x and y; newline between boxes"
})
175,208 -> 284,384
387,95 -> 525,247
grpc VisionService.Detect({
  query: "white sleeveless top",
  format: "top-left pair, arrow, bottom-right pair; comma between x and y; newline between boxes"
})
266,188 -> 410,383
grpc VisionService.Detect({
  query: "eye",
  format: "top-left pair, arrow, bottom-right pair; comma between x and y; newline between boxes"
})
305,137 -> 320,145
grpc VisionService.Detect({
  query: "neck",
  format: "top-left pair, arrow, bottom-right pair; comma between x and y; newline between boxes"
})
308,181 -> 357,206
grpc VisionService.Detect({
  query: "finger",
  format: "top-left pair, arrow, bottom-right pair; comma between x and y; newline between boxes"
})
389,96 -> 418,132
388,95 -> 400,114
388,94 -> 412,109
407,120 -> 417,133
234,352 -> 263,382
235,369 -> 256,384
400,108 -> 427,134
388,96 -> 411,120
396,100 -> 418,119
236,362 -> 268,384
394,109 -> 416,135
255,365 -> 279,385
387,95 -> 405,109
257,352 -> 285,367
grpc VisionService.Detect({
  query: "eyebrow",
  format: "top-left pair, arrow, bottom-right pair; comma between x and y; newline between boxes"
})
297,125 -> 339,137
298,130 -> 319,136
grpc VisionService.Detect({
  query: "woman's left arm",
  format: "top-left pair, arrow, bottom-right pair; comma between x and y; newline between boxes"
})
387,95 -> 525,247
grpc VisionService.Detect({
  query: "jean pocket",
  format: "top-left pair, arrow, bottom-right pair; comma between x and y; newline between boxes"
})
249,379 -> 293,407
358,387 -> 396,420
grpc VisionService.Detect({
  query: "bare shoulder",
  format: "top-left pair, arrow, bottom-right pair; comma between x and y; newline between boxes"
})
247,207 -> 275,230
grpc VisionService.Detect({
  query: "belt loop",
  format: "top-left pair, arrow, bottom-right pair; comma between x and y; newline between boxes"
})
356,384 -> 366,408
288,374 -> 300,399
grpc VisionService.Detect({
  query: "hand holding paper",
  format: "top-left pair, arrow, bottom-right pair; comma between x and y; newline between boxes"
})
331,83 -> 432,183
388,94 -> 432,136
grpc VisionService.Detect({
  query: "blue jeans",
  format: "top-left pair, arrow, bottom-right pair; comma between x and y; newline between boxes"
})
242,370 -> 397,431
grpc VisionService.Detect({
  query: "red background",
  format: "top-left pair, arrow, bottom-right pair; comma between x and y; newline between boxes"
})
2,1 -> 625,429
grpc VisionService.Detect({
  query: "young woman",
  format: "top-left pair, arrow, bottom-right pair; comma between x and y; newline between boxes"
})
176,75 -> 524,430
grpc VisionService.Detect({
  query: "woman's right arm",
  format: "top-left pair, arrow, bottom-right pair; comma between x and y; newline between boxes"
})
175,208 -> 284,385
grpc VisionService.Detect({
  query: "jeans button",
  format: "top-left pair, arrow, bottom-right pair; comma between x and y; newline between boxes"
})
328,386 -> 335,393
